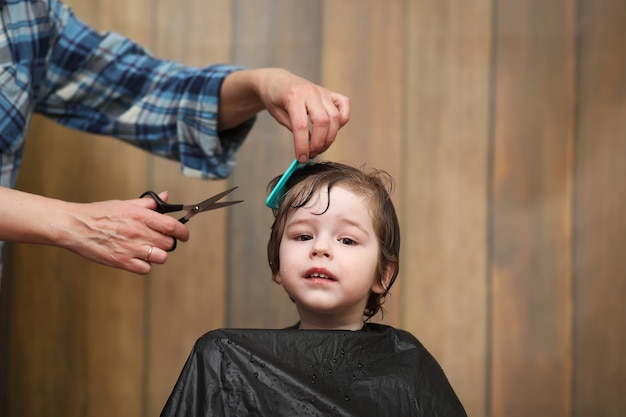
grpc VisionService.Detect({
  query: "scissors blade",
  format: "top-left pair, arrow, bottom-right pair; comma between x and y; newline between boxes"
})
180,186 -> 243,221
197,186 -> 241,211
201,200 -> 244,211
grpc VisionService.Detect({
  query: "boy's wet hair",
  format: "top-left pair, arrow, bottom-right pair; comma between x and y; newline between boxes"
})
266,161 -> 400,319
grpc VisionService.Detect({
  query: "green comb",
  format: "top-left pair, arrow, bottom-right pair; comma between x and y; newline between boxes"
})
265,159 -> 308,209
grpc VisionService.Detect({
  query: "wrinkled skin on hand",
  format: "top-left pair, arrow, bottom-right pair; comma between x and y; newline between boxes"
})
65,191 -> 190,274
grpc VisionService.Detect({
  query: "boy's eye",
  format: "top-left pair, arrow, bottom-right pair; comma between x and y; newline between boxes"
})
340,237 -> 356,246
296,234 -> 312,241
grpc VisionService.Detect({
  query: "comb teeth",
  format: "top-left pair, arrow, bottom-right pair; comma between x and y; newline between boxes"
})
265,159 -> 308,209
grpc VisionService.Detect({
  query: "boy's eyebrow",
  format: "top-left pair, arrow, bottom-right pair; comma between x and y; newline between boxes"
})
286,216 -> 371,236
338,216 -> 370,233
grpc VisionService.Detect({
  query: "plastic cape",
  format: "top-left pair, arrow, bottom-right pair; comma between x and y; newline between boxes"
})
160,323 -> 467,417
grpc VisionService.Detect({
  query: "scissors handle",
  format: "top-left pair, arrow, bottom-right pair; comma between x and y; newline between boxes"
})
140,191 -> 183,214
140,191 -> 184,251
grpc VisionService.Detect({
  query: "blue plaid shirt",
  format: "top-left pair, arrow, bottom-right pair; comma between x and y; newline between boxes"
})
0,0 -> 255,275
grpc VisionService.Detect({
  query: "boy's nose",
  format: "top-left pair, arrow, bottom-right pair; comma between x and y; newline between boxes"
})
311,239 -> 332,258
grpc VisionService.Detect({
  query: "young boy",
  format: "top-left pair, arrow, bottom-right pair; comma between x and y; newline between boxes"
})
161,161 -> 467,417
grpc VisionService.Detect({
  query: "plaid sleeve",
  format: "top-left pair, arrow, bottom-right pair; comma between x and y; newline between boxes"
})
36,0 -> 254,179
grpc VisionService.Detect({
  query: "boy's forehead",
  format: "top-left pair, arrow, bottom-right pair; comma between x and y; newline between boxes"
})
297,186 -> 330,211
287,184 -> 370,217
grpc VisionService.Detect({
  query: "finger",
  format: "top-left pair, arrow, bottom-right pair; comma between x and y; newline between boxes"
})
312,93 -> 350,157
157,191 -> 169,202
314,99 -> 344,156
133,191 -> 169,210
119,242 -> 169,275
125,256 -> 152,275
139,244 -> 167,265
144,244 -> 155,262
159,217 -> 189,242
120,249 -> 154,275
287,102 -> 312,163
142,216 -> 188,246
332,93 -> 351,127
307,101 -> 332,158
139,206 -> 189,242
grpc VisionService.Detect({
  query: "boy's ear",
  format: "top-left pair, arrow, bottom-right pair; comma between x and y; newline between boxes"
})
274,272 -> 283,285
372,262 -> 396,294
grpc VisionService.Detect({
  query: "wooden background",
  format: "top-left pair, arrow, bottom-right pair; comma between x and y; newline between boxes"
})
1,0 -> 625,416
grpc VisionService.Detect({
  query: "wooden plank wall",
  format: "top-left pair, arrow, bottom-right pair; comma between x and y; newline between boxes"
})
1,1 -> 625,416
574,0 -> 626,415
491,1 -> 576,416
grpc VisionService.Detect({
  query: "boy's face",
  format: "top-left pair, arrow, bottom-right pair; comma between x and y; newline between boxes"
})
275,184 -> 387,329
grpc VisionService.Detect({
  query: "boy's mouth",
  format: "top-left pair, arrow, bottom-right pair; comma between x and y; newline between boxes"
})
305,270 -> 336,281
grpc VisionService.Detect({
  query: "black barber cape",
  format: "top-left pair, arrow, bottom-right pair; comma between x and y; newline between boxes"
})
161,323 -> 466,417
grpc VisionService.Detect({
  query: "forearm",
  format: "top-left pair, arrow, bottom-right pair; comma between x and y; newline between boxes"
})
217,69 -> 267,131
0,186 -> 191,275
0,187 -> 68,246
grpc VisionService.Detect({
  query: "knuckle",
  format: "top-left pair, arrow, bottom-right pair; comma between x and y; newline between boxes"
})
292,119 -> 309,132
161,217 -> 180,234
330,108 -> 343,122
313,115 -> 330,128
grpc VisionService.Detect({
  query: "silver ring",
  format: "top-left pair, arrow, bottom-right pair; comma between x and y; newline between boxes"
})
145,246 -> 154,262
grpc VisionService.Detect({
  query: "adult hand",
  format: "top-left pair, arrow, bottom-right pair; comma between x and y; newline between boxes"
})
68,192 -> 190,274
256,68 -> 351,162
219,68 -> 351,162
0,187 -> 189,275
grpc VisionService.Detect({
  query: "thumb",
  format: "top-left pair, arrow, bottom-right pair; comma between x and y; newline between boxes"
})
134,191 -> 169,209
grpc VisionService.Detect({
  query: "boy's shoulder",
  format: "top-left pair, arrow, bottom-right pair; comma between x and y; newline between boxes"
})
193,323 -> 433,363
193,323 -> 422,351
362,322 -> 424,343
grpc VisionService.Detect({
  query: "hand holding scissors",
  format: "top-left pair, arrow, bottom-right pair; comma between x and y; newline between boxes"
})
140,187 -> 243,251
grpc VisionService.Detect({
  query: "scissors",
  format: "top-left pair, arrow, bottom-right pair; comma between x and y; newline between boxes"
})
140,187 -> 243,251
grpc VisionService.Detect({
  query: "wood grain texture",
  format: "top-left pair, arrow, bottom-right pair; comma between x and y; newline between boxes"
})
403,1 -> 492,415
491,1 -> 576,416
574,0 -> 626,415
